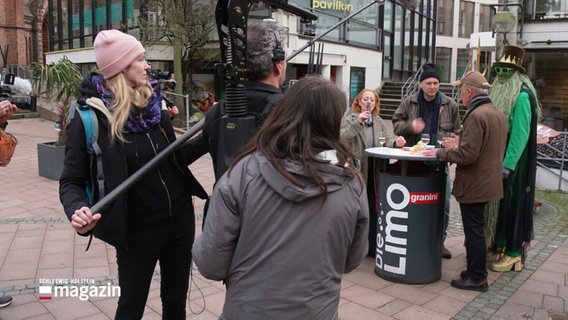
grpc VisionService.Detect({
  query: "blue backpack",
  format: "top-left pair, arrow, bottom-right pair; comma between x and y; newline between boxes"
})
67,101 -> 105,205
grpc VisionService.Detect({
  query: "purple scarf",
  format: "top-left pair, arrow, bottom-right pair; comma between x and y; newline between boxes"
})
91,75 -> 161,133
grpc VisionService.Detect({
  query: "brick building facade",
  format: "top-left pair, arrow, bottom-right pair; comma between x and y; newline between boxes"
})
0,0 -> 46,67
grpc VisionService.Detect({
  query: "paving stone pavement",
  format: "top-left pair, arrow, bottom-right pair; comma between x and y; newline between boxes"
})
0,117 -> 567,320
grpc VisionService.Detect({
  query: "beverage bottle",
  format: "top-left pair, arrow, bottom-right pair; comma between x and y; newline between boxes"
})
364,102 -> 373,127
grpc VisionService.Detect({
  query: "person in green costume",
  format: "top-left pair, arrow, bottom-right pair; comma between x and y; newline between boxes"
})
487,45 -> 542,272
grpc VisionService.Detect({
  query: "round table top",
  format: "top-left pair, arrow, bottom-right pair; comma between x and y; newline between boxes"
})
365,147 -> 438,161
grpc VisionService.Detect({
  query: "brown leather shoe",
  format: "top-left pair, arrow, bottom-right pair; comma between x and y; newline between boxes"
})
451,277 -> 488,292
443,244 -> 452,259
460,269 -> 468,279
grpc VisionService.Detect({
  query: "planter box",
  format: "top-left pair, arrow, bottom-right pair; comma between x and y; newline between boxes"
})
37,142 -> 65,180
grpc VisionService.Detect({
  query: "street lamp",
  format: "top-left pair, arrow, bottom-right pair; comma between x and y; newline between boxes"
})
493,1 -> 517,60
494,10 -> 516,34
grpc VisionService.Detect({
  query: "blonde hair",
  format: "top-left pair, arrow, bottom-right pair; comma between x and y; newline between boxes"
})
105,73 -> 152,142
351,89 -> 380,115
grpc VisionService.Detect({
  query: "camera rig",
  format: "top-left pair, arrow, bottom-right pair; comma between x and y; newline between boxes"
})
214,0 -> 317,178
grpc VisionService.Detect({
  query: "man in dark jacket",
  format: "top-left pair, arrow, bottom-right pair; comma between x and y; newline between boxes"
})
189,21 -> 286,178
187,21 -> 287,225
424,71 -> 508,292
392,63 -> 461,259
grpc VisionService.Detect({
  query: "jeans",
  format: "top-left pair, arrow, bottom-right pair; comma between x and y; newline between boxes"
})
459,202 -> 488,280
115,205 -> 194,320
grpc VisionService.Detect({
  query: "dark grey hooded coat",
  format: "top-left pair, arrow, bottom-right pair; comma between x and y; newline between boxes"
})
193,150 -> 369,320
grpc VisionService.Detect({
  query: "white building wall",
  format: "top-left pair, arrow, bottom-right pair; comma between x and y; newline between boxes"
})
277,12 -> 383,93
45,44 -> 173,65
521,21 -> 568,50
435,0 -> 498,81
45,49 -> 95,64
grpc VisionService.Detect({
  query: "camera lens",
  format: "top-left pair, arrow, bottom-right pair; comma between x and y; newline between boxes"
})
11,96 -> 36,111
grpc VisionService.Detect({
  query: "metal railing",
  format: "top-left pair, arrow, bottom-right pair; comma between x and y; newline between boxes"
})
401,65 -> 424,100
164,91 -> 191,131
536,131 -> 568,191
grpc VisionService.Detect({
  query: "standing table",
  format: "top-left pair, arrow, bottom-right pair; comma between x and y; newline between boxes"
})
365,147 -> 447,284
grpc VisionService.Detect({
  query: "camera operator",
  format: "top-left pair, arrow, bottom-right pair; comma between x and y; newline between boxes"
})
162,80 -> 179,118
148,70 -> 178,119
186,21 -> 286,228
0,97 -> 16,308
0,99 -> 18,130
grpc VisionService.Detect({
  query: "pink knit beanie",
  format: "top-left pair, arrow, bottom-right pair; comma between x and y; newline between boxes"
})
94,30 -> 145,79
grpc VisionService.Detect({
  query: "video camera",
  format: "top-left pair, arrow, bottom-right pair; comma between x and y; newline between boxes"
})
1,47 -> 35,110
0,86 -> 11,102
0,86 -> 37,111
147,69 -> 176,90
147,69 -> 176,108
0,72 -> 15,102
148,69 -> 171,80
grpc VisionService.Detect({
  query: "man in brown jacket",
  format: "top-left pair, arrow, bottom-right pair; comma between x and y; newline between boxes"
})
424,71 -> 508,292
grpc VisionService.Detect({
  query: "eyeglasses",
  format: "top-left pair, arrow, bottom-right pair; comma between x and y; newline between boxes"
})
494,67 -> 516,74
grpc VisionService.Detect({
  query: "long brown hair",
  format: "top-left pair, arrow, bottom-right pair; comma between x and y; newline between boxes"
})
351,88 -> 380,115
230,76 -> 360,201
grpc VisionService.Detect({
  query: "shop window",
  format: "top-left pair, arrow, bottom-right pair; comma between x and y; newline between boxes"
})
437,0 -> 453,36
349,67 -> 366,102
479,5 -> 492,32
458,1 -> 474,38
436,47 -> 451,83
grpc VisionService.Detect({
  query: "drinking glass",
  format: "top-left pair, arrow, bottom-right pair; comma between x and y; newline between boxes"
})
378,132 -> 387,150
420,133 -> 430,146
437,132 -> 449,147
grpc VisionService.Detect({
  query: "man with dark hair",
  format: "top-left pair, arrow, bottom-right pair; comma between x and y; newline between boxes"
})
392,63 -> 461,259
187,21 -> 287,225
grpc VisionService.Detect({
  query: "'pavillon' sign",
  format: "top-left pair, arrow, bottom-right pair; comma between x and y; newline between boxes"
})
312,0 -> 353,11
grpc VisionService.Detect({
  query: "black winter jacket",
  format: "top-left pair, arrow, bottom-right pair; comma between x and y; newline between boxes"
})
59,74 -> 207,249
186,81 -> 282,181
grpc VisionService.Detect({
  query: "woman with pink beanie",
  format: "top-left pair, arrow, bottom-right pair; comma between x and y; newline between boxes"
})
59,29 -> 207,319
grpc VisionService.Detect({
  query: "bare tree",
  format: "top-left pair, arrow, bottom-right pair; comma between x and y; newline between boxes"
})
139,0 -> 218,118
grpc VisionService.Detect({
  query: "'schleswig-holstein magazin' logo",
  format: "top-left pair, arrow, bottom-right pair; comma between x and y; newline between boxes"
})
38,278 -> 120,301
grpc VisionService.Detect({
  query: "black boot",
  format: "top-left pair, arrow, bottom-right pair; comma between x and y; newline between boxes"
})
451,277 -> 488,292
